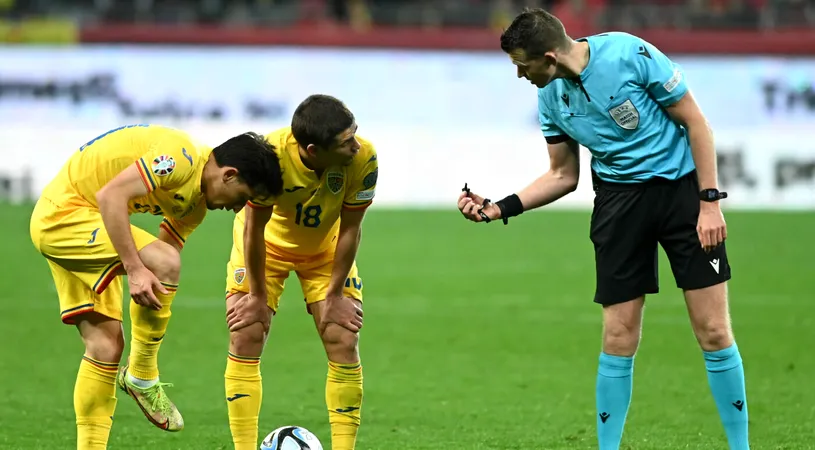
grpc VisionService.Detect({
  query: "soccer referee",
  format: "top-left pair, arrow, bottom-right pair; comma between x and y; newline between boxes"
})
457,8 -> 748,450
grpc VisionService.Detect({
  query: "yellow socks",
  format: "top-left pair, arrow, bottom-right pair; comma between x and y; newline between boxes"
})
326,361 -> 363,450
225,353 -> 263,450
223,356 -> 363,450
75,356 -> 118,450
128,282 -> 176,380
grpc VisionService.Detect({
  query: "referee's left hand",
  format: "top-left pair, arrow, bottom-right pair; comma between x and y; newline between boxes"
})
697,202 -> 727,253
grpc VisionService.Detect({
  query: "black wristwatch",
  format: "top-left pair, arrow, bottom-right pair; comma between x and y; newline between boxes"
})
699,188 -> 728,202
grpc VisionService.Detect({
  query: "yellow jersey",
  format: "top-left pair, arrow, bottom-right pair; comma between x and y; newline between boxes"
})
40,124 -> 210,246
243,126 -> 379,257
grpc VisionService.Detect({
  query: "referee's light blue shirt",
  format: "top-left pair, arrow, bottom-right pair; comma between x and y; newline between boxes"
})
537,32 -> 696,183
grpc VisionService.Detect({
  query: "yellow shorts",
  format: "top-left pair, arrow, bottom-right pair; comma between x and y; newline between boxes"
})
29,196 -> 157,324
224,219 -> 363,313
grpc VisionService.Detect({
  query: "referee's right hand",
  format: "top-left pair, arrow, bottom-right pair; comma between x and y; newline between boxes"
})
458,189 -> 501,223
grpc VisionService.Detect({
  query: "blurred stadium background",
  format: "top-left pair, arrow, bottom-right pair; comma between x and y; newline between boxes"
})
1,1 -> 814,449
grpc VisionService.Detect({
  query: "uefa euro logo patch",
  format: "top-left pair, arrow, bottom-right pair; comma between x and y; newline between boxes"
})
233,268 -> 246,284
152,155 -> 176,177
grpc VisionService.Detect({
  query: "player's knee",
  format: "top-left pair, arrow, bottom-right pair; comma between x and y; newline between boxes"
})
602,321 -> 641,356
142,242 -> 181,283
601,299 -> 644,356
83,326 -> 125,363
321,324 -> 359,361
693,319 -> 733,351
229,323 -> 266,356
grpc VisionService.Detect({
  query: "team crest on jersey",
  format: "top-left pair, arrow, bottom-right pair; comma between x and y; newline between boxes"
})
152,155 -> 176,176
326,170 -> 344,195
233,268 -> 246,284
608,99 -> 640,130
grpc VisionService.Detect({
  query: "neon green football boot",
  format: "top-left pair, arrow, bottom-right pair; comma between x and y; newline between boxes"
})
116,363 -> 184,432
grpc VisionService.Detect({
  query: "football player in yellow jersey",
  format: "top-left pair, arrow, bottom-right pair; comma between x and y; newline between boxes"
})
221,95 -> 377,450
29,124 -> 283,450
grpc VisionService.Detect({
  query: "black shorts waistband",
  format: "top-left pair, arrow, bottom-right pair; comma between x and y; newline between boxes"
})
591,170 -> 697,192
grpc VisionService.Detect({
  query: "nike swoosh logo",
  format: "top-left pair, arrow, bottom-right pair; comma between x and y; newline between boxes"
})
335,406 -> 360,413
123,384 -> 171,429
227,393 -> 250,402
285,186 -> 305,192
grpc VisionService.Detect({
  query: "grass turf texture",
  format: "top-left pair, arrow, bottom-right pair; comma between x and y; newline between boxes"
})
1,203 -> 813,449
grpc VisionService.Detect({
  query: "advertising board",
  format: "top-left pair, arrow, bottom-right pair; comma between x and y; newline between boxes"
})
1,46 -> 813,209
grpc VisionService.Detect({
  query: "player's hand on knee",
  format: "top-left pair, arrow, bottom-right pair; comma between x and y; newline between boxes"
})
127,266 -> 166,310
320,296 -> 363,334
226,293 -> 271,332
697,204 -> 727,253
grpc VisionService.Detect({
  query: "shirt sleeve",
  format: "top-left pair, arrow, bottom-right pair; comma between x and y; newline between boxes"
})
343,149 -> 378,211
135,135 -> 199,193
159,201 -> 207,248
632,38 -> 688,107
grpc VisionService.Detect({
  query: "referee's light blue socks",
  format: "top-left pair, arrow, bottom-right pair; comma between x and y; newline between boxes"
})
596,352 -> 634,450
705,342 -> 750,450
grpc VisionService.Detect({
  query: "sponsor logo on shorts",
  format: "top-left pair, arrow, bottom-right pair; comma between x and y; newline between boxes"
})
710,258 -> 720,274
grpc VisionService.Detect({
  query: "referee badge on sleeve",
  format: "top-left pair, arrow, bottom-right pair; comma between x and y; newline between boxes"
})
608,99 -> 640,130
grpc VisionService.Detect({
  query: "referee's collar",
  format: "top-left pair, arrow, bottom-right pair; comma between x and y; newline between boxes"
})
575,37 -> 594,80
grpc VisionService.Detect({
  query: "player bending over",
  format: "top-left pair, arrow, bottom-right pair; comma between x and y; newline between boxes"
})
458,8 -> 749,450
221,94 -> 377,450
29,124 -> 282,449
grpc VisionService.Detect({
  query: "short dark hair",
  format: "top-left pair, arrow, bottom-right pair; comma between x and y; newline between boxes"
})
500,8 -> 570,59
291,94 -> 355,149
212,132 -> 283,198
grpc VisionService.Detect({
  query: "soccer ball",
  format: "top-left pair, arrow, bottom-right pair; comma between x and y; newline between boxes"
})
260,426 -> 323,450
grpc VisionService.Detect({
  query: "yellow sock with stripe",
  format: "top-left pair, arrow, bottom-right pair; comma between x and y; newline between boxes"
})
128,282 -> 177,381
75,355 -> 119,450
225,353 -> 263,450
326,361 -> 363,450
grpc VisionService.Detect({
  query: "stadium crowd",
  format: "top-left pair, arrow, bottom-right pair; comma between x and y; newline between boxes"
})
2,0 -> 813,30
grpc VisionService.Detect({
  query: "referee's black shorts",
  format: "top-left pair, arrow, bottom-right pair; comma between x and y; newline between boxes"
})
590,169 -> 732,306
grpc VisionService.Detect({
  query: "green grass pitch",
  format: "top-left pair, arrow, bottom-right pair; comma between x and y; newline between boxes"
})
1,203 -> 813,449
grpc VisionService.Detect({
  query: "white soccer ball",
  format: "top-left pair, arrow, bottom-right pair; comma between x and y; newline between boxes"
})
259,426 -> 323,450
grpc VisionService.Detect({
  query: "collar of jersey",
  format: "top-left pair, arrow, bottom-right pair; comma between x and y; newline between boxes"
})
195,146 -> 213,196
286,133 -> 320,180
575,36 -> 595,81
